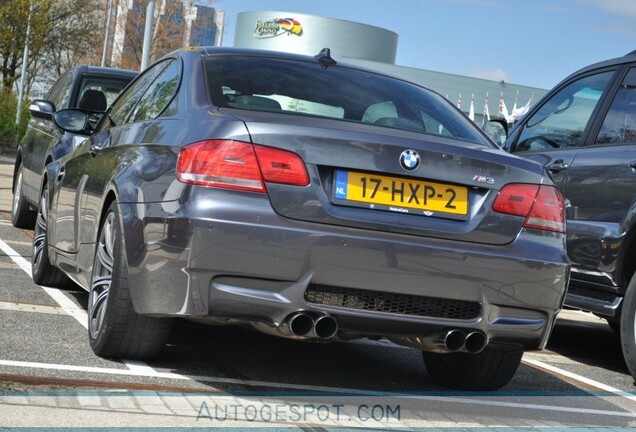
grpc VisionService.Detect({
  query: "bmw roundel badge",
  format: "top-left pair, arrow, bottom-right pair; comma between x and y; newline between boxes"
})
399,149 -> 421,171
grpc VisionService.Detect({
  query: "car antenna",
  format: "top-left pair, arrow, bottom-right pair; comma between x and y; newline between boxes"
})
314,48 -> 337,69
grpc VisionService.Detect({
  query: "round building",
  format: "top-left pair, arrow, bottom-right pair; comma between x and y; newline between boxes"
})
234,11 -> 398,64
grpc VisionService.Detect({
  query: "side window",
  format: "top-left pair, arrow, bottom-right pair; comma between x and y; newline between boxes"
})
596,68 -> 636,144
104,60 -> 171,129
514,71 -> 614,152
47,72 -> 73,111
130,60 -> 181,122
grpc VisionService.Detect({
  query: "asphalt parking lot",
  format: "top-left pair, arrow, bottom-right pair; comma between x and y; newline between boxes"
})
0,152 -> 636,428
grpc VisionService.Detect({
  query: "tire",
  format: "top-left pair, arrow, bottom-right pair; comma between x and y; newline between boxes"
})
88,201 -> 172,359
32,185 -> 71,287
620,275 -> 636,379
422,348 -> 523,390
12,162 -> 36,229
607,318 -> 620,335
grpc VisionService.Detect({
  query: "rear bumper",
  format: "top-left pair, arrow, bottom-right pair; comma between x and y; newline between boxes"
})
121,190 -> 569,351
565,285 -> 622,317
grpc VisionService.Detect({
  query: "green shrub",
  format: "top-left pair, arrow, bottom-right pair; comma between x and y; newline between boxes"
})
0,90 -> 30,151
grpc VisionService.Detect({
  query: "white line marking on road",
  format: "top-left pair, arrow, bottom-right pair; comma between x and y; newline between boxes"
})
0,237 -> 145,372
0,238 -> 88,329
523,357 -> 636,403
1,359 -> 636,419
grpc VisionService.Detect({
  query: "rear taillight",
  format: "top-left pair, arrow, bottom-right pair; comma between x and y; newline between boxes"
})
254,145 -> 309,186
493,184 -> 565,233
176,140 -> 309,192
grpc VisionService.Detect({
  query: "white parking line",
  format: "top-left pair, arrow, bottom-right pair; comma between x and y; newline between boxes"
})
2,358 -> 636,419
0,238 -> 88,329
0,237 -> 142,372
523,356 -> 636,403
1,230 -> 636,412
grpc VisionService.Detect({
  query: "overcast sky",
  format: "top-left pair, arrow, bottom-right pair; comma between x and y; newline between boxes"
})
214,0 -> 636,90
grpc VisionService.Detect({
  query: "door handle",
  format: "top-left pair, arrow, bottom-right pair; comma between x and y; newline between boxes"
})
546,160 -> 569,173
57,167 -> 65,181
629,160 -> 636,170
89,144 -> 103,156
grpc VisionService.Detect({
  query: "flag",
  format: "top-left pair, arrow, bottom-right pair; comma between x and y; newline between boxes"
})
481,92 -> 490,126
511,93 -> 534,121
468,93 -> 475,122
499,92 -> 510,122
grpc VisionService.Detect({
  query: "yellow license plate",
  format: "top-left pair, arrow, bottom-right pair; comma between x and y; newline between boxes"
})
334,170 -> 468,216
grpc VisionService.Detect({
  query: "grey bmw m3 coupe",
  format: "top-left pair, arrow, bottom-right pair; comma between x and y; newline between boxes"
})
35,47 -> 569,390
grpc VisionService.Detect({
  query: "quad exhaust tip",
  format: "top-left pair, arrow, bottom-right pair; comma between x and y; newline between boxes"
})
444,329 -> 467,352
284,312 -> 339,340
443,329 -> 487,353
465,331 -> 487,354
389,329 -> 488,354
286,312 -> 314,337
313,315 -> 338,339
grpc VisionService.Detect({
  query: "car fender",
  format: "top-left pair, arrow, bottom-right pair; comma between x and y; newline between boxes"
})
616,205 -> 636,296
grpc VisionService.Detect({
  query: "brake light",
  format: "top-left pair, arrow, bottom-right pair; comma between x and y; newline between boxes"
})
493,184 -> 565,233
176,140 -> 308,192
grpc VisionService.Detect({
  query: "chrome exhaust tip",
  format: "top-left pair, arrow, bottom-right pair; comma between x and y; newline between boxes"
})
464,331 -> 487,354
286,312 -> 314,337
444,329 -> 467,352
313,315 -> 338,340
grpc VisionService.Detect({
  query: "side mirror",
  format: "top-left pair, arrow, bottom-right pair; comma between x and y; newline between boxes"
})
483,119 -> 508,148
29,100 -> 56,120
53,109 -> 91,134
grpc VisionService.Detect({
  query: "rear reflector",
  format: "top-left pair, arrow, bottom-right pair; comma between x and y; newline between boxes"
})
176,140 -> 308,192
493,184 -> 565,233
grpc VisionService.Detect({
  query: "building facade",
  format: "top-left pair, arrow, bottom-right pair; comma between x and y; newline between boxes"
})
106,0 -> 224,70
233,11 -> 547,125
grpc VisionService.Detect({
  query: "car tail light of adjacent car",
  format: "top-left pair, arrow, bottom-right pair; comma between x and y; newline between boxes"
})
176,140 -> 309,192
493,184 -> 565,233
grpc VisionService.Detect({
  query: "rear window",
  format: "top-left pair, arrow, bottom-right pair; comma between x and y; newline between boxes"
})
204,55 -> 490,146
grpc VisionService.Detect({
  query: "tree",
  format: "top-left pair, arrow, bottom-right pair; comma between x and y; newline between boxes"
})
35,0 -> 106,89
0,0 -> 43,92
0,0 -> 105,94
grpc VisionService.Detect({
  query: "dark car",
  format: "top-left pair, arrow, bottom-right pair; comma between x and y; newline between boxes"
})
11,65 -> 137,228
35,47 -> 568,390
498,51 -> 636,379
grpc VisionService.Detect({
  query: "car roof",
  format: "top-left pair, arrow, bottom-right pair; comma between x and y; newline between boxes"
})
561,51 -> 636,82
197,46 -> 381,73
183,46 -> 432,93
73,64 -> 138,79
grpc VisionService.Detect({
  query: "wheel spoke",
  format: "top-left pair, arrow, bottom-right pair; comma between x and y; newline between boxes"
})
12,171 -> 22,215
96,243 -> 114,273
104,216 -> 115,259
32,189 -> 48,273
32,232 -> 46,267
89,282 -> 110,336
89,210 -> 117,339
